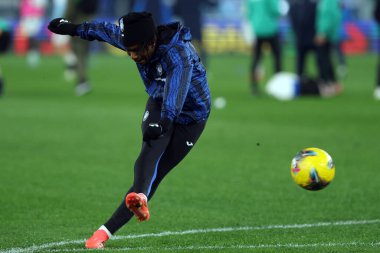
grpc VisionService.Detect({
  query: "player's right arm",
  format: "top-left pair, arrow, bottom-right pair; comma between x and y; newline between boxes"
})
48,18 -> 126,51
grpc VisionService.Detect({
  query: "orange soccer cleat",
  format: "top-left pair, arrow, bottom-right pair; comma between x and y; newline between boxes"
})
125,192 -> 150,222
85,228 -> 110,249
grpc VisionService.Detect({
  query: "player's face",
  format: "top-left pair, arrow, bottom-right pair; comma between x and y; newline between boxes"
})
126,42 -> 156,65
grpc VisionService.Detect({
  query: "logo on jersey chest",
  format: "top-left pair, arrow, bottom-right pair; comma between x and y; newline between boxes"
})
154,63 -> 166,82
143,110 -> 149,121
156,63 -> 163,76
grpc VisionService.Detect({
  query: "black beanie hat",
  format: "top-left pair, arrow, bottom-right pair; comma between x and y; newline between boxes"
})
118,12 -> 156,47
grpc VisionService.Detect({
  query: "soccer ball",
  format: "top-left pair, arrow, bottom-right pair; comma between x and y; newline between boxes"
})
290,147 -> 335,191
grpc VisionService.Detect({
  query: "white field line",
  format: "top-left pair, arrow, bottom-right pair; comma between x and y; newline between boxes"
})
1,219 -> 379,253
36,242 -> 380,252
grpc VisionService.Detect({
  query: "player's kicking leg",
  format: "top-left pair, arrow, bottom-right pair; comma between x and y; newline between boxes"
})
125,192 -> 150,222
85,192 -> 149,248
85,120 -> 206,249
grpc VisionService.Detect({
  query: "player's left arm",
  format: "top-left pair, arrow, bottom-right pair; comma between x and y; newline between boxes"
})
77,21 -> 126,50
48,18 -> 126,51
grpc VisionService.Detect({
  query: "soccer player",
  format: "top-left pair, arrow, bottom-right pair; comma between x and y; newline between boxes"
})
48,12 -> 211,249
245,0 -> 283,96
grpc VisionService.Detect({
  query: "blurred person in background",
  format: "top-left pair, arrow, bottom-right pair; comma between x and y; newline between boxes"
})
64,0 -> 99,96
373,0 -> 380,100
0,19 -> 12,96
333,0 -> 348,80
19,0 -> 48,68
48,11 -> 211,249
174,0 -> 218,67
0,0 -> 18,97
246,0 -> 282,96
288,0 -> 318,79
50,0 -> 77,82
315,0 -> 342,97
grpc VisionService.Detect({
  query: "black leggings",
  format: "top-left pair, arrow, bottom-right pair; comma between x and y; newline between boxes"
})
104,97 -> 207,234
316,41 -> 336,84
251,35 -> 282,81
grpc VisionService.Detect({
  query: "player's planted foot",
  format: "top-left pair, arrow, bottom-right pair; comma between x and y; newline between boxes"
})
85,228 -> 110,249
125,192 -> 150,222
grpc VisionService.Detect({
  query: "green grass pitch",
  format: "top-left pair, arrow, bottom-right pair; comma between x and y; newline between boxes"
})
0,52 -> 380,252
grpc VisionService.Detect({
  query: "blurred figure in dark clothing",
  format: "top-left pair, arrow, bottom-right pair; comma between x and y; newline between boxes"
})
246,0 -> 282,96
0,2 -> 17,97
374,0 -> 380,100
288,0 -> 318,78
174,0 -> 217,67
289,0 -> 342,97
0,20 -> 12,97
314,0 -> 342,97
334,0 -> 348,80
65,0 -> 99,96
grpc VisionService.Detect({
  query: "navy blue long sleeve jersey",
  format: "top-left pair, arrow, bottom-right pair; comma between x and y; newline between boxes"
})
76,21 -> 211,125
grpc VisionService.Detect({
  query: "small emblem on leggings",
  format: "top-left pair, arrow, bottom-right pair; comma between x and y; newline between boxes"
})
143,111 -> 149,121
186,141 -> 194,146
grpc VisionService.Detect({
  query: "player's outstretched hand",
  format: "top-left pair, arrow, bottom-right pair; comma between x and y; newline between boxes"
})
48,18 -> 79,36
143,118 -> 172,143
